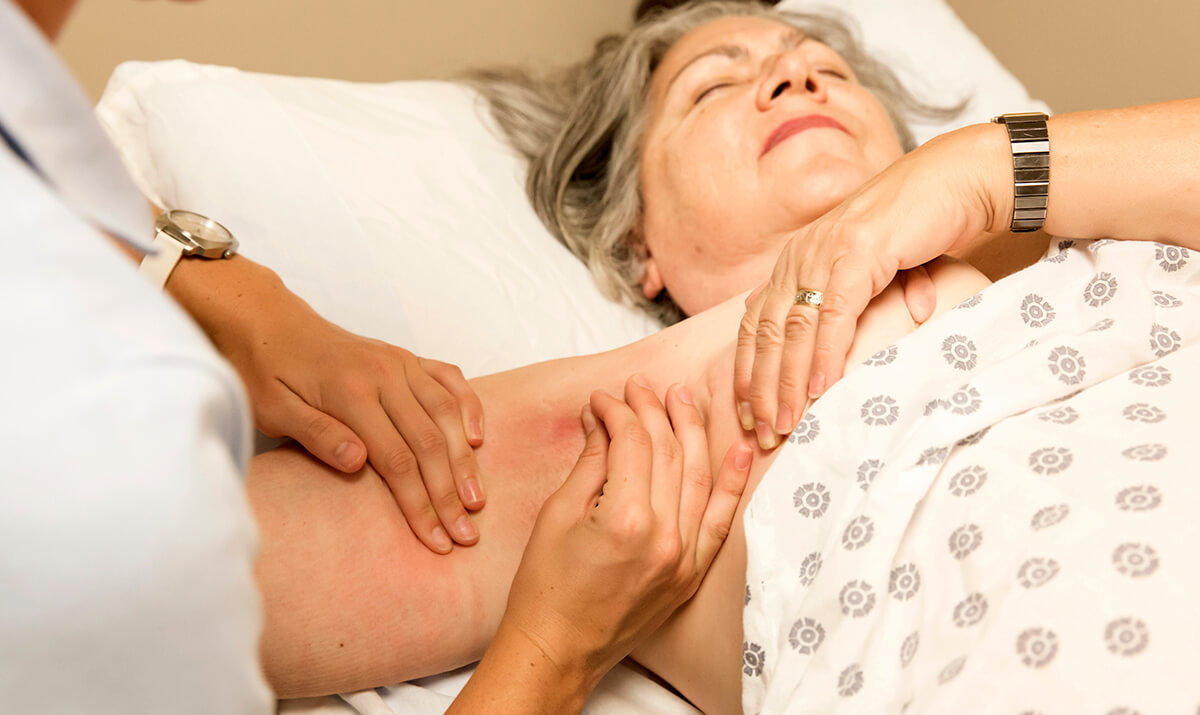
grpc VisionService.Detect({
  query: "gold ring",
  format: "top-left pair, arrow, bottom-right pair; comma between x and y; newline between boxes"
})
794,288 -> 824,309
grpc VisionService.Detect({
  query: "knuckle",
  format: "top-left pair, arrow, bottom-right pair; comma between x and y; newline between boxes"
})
652,534 -> 683,570
613,507 -> 653,544
411,429 -> 447,457
707,518 -> 733,543
622,424 -> 654,450
654,436 -> 681,465
432,487 -> 463,512
783,309 -> 818,340
303,412 -> 336,441
755,319 -> 786,346
381,446 -> 419,477
425,392 -> 460,418
685,465 -> 714,492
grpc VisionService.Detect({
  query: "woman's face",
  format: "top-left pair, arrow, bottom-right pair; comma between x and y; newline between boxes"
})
638,16 -> 904,315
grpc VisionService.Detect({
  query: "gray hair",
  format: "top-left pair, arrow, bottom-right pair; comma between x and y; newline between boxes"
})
467,0 -> 961,324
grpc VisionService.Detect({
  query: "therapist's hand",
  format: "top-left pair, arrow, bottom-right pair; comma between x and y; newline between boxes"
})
734,123 -> 1008,445
178,257 -> 486,555
449,376 -> 752,714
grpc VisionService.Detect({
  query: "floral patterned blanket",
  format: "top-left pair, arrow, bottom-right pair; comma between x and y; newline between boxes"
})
741,239 -> 1199,714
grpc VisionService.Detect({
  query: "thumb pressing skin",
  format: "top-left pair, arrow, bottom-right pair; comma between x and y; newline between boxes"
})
900,265 -> 936,325
555,405 -> 611,511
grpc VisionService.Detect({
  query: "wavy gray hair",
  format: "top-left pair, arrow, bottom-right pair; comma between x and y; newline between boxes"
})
468,0 -> 960,324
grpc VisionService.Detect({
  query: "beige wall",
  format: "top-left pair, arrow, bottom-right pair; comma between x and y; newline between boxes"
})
60,0 -> 1199,113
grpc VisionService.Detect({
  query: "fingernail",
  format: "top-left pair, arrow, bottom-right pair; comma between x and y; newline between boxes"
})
775,404 -> 793,434
632,373 -> 652,389
755,421 -> 778,450
581,405 -> 598,433
470,418 -> 483,442
463,477 -> 484,507
455,515 -> 477,542
808,372 -> 826,399
677,385 -> 694,405
334,442 -> 362,471
734,444 -> 752,470
431,526 -> 453,554
738,402 -> 754,432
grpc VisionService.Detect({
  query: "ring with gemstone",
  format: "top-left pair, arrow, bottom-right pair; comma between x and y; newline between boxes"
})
794,288 -> 824,309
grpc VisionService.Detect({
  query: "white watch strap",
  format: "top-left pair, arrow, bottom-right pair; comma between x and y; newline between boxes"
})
139,230 -> 185,289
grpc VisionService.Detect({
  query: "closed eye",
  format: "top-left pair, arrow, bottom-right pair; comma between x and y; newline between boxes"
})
818,68 -> 848,80
694,83 -> 731,104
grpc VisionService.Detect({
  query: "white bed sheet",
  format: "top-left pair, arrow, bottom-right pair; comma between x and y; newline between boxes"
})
278,661 -> 700,715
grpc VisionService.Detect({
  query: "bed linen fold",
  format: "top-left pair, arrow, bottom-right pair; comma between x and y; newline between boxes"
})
742,239 -> 1200,714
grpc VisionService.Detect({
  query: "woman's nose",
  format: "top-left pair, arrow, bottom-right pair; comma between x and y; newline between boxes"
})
755,50 -> 826,111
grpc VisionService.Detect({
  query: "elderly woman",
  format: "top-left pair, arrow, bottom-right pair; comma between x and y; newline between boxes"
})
250,1 -> 1200,712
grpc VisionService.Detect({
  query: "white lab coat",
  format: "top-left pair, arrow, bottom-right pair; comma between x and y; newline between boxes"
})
0,1 -> 271,712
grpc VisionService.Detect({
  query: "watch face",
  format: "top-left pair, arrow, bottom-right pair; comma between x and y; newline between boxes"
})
158,210 -> 238,257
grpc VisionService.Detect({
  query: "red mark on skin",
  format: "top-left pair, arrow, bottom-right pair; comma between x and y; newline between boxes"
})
761,114 -> 851,157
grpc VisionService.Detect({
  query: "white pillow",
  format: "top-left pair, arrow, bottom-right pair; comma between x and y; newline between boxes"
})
779,0 -> 1052,143
97,61 -> 662,379
95,0 -> 1047,379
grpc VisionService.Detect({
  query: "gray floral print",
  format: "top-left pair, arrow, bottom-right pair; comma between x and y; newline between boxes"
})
942,334 -> 978,370
1030,504 -> 1070,530
1020,294 -> 1056,327
864,345 -> 898,366
946,385 -> 983,415
916,446 -> 949,465
1151,290 -> 1182,308
1089,317 -> 1115,332
956,293 -> 982,309
1149,323 -> 1182,357
788,617 -> 825,655
952,593 -> 988,627
1155,243 -> 1189,272
842,516 -> 875,550
789,413 -> 821,445
1123,403 -> 1166,423
1112,543 -> 1159,578
1128,365 -> 1171,387
861,395 -> 899,426
856,459 -> 882,491
900,631 -> 919,667
793,482 -> 831,518
1047,346 -> 1087,385
1017,628 -> 1059,667
1084,272 -> 1119,306
742,642 -> 765,677
839,580 -> 876,618
949,524 -> 984,559
888,563 -> 921,600
1038,406 -> 1079,424
938,656 -> 966,684
957,426 -> 991,446
1104,617 -> 1150,656
948,465 -> 988,496
1121,444 -> 1168,462
1115,484 -> 1163,511
1029,446 -> 1074,475
837,664 -> 864,697
798,551 -> 822,587
1018,557 -> 1061,588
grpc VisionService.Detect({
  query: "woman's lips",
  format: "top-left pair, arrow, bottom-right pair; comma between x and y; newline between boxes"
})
760,114 -> 851,157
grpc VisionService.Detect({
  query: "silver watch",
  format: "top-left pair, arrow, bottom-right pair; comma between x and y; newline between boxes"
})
991,112 -> 1050,232
139,210 -> 238,289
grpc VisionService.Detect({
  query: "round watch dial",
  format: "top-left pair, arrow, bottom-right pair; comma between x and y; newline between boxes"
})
157,210 -> 238,257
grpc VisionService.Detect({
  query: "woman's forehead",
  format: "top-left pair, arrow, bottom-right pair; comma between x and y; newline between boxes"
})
649,16 -> 804,99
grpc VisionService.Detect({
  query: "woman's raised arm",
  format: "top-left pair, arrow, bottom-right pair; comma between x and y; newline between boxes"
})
735,97 -> 1200,442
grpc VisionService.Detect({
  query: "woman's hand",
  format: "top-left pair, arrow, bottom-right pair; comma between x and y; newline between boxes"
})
735,124 -> 1009,446
174,257 -> 486,555
450,376 -> 752,713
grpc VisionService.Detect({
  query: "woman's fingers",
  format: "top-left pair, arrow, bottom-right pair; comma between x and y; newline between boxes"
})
551,404 -> 611,512
379,383 -> 478,548
405,362 -> 486,511
668,383 -> 714,551
421,358 -> 485,447
695,441 -> 753,572
899,265 -> 937,325
588,389 -> 653,507
807,255 -> 878,399
623,376 -> 682,527
748,275 -> 812,448
261,385 -> 365,472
